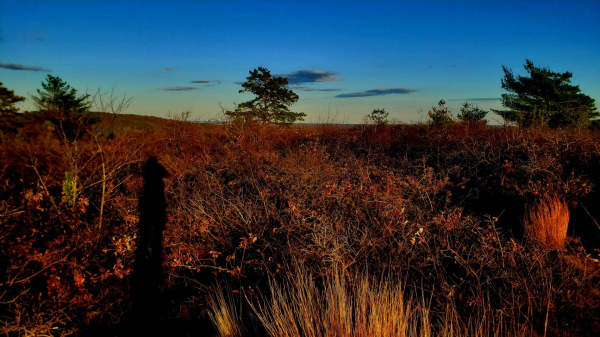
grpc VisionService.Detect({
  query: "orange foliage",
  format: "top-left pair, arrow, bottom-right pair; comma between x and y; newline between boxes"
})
1,115 -> 600,335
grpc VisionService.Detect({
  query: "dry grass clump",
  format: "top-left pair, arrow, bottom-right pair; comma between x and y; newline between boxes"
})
207,286 -> 243,337
250,268 -> 422,337
209,267 -> 534,337
525,196 -> 570,250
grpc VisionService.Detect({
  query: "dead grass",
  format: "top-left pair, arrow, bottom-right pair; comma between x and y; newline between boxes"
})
207,285 -> 243,337
525,196 -> 570,250
207,267 -> 536,337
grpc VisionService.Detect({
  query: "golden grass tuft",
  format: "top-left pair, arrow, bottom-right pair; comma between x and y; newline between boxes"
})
525,196 -> 570,250
208,267 -> 535,337
207,286 -> 243,337
249,268 -> 426,337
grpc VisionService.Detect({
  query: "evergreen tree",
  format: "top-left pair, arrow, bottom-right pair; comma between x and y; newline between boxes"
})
227,67 -> 306,125
31,75 -> 91,119
457,102 -> 487,124
493,60 -> 597,128
0,82 -> 25,115
367,108 -> 389,126
428,99 -> 453,127
0,82 -> 26,135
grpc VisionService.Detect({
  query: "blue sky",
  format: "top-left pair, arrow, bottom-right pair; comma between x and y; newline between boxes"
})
1,0 -> 599,123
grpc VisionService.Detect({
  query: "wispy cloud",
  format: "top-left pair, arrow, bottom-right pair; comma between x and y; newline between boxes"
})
466,98 -> 500,102
276,70 -> 342,84
191,79 -> 219,84
234,81 -> 245,85
160,86 -> 197,91
336,87 -> 416,98
290,86 -> 342,92
0,62 -> 51,72
165,67 -> 176,70
448,98 -> 500,102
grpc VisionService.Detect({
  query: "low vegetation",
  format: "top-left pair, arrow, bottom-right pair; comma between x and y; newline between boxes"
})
1,65 -> 600,336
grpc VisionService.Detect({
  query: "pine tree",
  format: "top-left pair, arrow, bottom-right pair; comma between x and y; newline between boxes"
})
367,108 -> 389,126
493,60 -> 597,128
31,75 -> 91,119
457,102 -> 487,124
428,99 -> 453,127
227,67 -> 306,125
0,82 -> 25,115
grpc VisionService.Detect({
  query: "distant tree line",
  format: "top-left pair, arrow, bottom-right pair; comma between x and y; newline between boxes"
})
1,60 -> 597,129
412,60 -> 597,128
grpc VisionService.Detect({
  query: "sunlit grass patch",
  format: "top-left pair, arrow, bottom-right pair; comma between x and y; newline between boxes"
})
525,196 -> 570,250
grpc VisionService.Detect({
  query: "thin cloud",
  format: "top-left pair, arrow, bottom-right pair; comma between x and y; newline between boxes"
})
336,88 -> 416,98
0,62 -> 51,72
276,70 -> 342,84
449,98 -> 501,102
192,80 -> 219,84
160,86 -> 197,91
290,86 -> 342,92
165,67 -> 176,70
467,98 -> 500,102
234,81 -> 245,85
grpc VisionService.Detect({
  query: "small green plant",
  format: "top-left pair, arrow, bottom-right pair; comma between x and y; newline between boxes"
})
62,171 -> 77,207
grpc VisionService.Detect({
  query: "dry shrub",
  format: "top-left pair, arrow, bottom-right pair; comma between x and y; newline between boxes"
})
3,114 -> 600,335
525,197 -> 570,250
167,124 -> 600,336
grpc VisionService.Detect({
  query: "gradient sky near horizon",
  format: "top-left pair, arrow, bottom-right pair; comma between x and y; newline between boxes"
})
1,0 -> 599,123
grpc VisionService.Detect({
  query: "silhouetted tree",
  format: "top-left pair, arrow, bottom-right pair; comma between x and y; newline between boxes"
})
457,102 -> 487,124
0,83 -> 26,135
227,67 -> 306,125
0,82 -> 25,115
493,60 -> 598,128
31,75 -> 91,120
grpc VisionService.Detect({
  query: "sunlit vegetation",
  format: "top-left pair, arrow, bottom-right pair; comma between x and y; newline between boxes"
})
210,267 -> 536,337
525,197 -> 571,251
1,71 -> 600,336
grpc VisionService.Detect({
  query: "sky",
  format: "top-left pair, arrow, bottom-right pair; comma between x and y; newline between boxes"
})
1,0 -> 599,124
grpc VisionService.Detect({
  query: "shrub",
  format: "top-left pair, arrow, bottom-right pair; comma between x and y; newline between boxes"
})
457,102 -> 487,125
428,99 -> 453,127
367,108 -> 389,126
